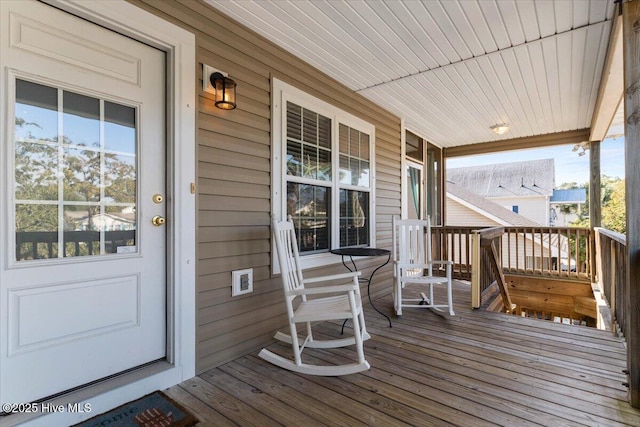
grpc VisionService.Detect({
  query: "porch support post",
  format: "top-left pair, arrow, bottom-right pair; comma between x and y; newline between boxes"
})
623,0 -> 640,408
589,140 -> 601,228
589,141 -> 601,285
440,147 -> 446,226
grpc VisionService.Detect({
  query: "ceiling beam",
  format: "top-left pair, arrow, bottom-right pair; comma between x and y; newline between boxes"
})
590,5 -> 624,141
442,129 -> 590,158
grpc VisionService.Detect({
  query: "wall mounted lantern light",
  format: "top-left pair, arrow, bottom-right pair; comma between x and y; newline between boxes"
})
490,123 -> 509,135
203,64 -> 237,110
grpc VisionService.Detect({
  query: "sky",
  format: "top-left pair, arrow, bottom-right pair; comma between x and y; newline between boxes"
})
446,136 -> 625,187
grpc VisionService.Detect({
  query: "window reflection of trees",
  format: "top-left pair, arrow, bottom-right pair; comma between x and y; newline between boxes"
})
287,183 -> 330,253
15,105 -> 137,260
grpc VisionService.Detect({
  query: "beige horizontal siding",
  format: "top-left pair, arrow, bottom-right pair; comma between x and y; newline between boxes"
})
132,0 -> 402,372
446,197 -> 503,227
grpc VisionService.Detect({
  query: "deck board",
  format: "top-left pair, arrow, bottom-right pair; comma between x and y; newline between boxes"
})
228,356 -> 371,427
167,280 -> 640,426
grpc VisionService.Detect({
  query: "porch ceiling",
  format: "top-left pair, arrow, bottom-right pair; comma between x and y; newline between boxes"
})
206,0 -> 617,149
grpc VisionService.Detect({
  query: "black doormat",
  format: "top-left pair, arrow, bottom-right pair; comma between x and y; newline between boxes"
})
73,391 -> 198,427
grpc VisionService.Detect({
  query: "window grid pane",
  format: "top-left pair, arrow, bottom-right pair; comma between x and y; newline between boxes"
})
338,124 -> 370,188
340,189 -> 369,247
14,79 -> 137,261
284,99 -> 372,254
286,102 -> 331,182
287,182 -> 330,253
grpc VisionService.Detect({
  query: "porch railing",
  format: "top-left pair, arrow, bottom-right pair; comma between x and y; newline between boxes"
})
431,226 -> 476,280
16,230 -> 136,260
594,227 -> 627,335
433,226 -> 593,279
501,227 -> 593,281
433,226 -> 594,310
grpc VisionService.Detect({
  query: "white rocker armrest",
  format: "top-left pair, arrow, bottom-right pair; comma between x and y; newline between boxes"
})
289,284 -> 359,295
395,261 -> 453,269
428,260 -> 454,266
303,271 -> 361,284
395,262 -> 432,270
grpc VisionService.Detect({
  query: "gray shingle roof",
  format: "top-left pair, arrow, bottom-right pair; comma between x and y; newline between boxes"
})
447,159 -> 555,198
447,181 -> 542,227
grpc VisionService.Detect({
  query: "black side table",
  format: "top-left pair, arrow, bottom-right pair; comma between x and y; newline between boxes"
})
330,247 -> 392,328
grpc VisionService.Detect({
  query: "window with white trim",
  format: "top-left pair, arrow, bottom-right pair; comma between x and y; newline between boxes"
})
272,79 -> 375,267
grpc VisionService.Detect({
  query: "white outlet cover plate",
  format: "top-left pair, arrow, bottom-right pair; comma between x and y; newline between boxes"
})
232,268 -> 253,296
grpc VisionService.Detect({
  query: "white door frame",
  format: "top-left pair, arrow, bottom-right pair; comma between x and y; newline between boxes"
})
0,1 -> 196,425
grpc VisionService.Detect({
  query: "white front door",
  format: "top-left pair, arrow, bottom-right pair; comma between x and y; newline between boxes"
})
1,1 -> 167,404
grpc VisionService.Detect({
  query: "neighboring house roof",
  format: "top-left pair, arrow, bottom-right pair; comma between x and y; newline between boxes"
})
447,181 -> 541,227
551,188 -> 587,203
447,159 -> 555,198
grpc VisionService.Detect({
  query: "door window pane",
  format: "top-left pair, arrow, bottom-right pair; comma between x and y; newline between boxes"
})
104,154 -> 136,203
15,80 -> 57,142
63,91 -> 99,148
15,80 -> 59,202
15,141 -> 58,200
63,147 -> 101,202
15,204 -> 59,260
64,206 -> 100,256
14,79 -> 137,261
104,101 -> 136,154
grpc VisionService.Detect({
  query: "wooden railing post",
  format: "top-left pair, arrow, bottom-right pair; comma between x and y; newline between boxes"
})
484,239 -> 515,313
611,239 -> 618,332
477,227 -> 515,313
471,230 -> 481,308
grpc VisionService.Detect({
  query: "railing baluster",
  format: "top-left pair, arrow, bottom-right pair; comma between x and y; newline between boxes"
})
515,229 -> 520,272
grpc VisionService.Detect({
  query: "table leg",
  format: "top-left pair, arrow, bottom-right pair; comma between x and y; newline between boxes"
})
367,254 -> 392,327
341,254 -> 392,333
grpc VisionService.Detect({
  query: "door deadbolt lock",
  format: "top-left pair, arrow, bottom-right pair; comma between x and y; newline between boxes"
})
152,194 -> 164,204
151,215 -> 166,226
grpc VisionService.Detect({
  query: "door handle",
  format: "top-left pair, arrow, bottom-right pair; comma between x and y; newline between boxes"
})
151,215 -> 166,226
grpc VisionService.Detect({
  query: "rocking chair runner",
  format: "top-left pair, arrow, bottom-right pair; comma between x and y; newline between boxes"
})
258,218 -> 371,376
392,216 -> 455,316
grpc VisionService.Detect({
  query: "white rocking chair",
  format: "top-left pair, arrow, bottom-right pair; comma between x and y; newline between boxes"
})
258,217 -> 371,376
392,216 -> 455,316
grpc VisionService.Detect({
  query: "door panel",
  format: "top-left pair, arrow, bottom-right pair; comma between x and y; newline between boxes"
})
8,275 -> 139,354
1,0 -> 166,405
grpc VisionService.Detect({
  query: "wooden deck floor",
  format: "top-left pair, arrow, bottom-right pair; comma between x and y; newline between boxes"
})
167,281 -> 640,426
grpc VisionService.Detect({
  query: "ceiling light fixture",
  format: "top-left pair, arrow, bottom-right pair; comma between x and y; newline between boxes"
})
491,123 -> 509,135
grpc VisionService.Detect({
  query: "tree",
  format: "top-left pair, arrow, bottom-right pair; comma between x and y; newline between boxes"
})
15,115 -> 137,259
602,179 -> 625,233
567,175 -> 626,233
